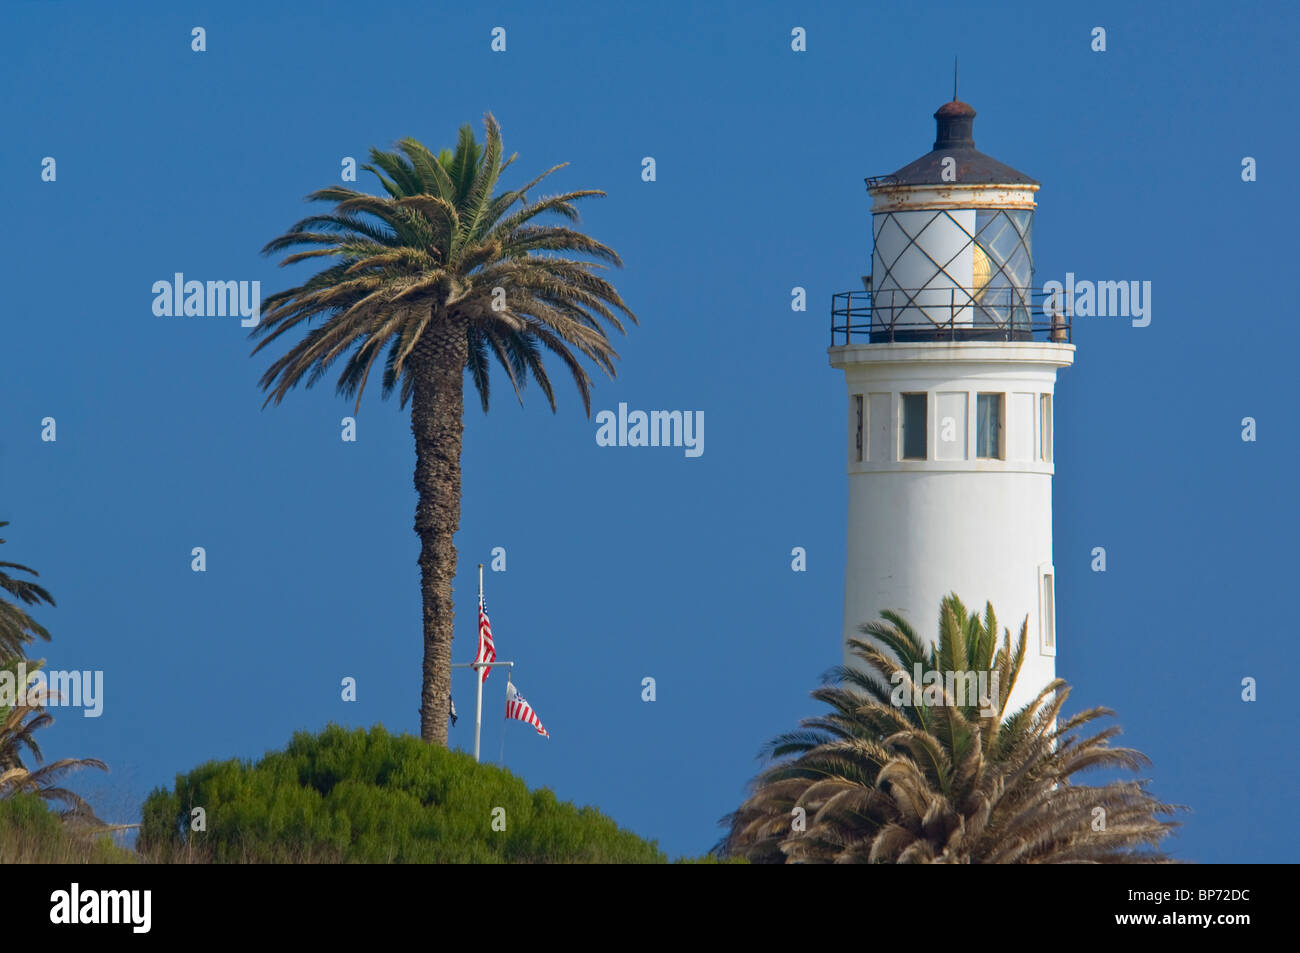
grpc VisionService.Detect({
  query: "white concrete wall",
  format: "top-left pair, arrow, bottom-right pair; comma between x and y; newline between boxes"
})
830,342 -> 1074,716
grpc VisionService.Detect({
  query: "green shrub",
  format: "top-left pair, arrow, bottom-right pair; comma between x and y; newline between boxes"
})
139,723 -> 667,863
0,793 -> 134,863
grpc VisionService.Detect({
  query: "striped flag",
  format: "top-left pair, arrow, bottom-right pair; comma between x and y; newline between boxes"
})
505,681 -> 549,738
475,595 -> 496,683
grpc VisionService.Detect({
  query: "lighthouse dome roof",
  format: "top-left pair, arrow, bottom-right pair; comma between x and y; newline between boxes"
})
870,99 -> 1038,189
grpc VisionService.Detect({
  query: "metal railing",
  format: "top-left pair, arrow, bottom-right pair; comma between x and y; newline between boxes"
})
830,287 -> 1072,345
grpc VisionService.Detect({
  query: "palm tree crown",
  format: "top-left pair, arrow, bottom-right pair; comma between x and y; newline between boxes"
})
253,113 -> 635,414
722,594 -> 1182,863
1,667 -> 107,822
0,529 -> 106,822
0,522 -> 55,660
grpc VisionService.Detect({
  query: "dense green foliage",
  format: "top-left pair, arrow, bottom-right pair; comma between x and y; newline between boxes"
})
140,724 -> 668,863
0,793 -> 133,863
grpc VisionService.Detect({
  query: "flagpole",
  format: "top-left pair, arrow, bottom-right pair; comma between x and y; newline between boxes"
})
452,660 -> 513,759
474,563 -> 485,762
452,569 -> 513,763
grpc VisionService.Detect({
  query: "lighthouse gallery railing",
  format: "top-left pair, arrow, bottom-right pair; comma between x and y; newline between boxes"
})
831,287 -> 1073,345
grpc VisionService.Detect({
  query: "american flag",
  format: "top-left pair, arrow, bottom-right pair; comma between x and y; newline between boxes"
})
505,681 -> 549,738
476,595 -> 496,683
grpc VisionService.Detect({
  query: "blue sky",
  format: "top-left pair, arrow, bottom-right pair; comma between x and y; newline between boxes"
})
2,0 -> 1296,861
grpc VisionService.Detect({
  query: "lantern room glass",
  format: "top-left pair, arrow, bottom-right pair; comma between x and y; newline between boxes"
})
973,209 -> 1033,330
868,206 -> 1034,339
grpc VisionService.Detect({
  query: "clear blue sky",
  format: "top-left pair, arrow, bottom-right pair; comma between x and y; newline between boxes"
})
2,0 -> 1296,862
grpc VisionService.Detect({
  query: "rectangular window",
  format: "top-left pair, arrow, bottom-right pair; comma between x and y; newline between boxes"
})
853,395 -> 863,462
1040,394 -> 1053,462
976,393 -> 1004,459
901,393 -> 927,460
1041,569 -> 1056,655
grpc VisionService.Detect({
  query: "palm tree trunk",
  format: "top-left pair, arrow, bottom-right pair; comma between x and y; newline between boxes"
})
410,318 -> 467,746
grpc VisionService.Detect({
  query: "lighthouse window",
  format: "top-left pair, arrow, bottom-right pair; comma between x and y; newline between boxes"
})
1040,570 -> 1056,654
853,395 -> 863,462
976,393 -> 1004,459
901,393 -> 927,460
1040,394 -> 1053,462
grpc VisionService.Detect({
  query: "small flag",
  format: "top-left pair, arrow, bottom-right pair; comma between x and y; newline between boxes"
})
505,681 -> 549,738
476,595 -> 497,683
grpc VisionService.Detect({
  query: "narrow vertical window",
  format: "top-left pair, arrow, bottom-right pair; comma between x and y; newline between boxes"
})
901,393 -> 927,460
976,393 -> 1004,459
853,395 -> 863,462
1040,393 -> 1053,462
1041,570 -> 1056,654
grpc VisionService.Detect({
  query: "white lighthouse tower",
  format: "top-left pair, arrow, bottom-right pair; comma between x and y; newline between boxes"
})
829,96 -> 1073,715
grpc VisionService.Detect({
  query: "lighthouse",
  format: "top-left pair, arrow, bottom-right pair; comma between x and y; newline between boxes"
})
829,95 -> 1073,715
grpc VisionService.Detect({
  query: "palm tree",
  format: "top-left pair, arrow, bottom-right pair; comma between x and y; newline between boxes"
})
0,669 -> 107,823
0,534 -> 109,827
0,522 -> 55,660
721,594 -> 1181,863
254,114 -> 636,746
